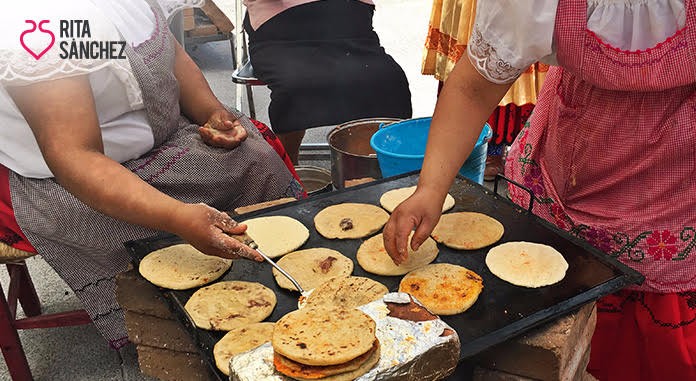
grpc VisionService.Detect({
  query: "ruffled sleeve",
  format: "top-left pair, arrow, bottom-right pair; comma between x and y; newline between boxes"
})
467,0 -> 558,84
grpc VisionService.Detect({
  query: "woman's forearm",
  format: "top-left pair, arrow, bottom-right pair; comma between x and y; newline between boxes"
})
173,40 -> 227,125
417,57 -> 512,199
50,150 -> 186,234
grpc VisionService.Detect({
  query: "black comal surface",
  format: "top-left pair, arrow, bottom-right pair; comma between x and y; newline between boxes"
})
125,172 -> 643,381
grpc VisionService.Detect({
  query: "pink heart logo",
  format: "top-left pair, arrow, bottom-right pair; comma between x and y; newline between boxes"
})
20,20 -> 55,60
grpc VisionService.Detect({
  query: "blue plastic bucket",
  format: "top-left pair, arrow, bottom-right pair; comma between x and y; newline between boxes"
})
370,117 -> 492,184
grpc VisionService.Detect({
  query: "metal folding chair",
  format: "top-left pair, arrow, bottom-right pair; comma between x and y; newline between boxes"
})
232,0 -> 265,120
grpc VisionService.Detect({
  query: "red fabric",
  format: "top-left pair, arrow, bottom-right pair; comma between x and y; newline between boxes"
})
486,103 -> 535,146
249,118 -> 307,197
504,0 -> 696,379
0,120 -> 306,253
589,291 -> 696,381
0,165 -> 35,253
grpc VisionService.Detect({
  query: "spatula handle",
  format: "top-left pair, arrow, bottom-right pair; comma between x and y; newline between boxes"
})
229,232 -> 259,250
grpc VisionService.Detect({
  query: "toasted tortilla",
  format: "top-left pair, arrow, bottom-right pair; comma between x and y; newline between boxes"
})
214,322 -> 275,375
431,212 -> 504,250
274,340 -> 379,380
314,203 -> 389,239
486,241 -> 569,288
273,248 -> 354,291
399,263 -> 483,315
272,306 -> 376,366
184,281 -> 276,331
139,244 -> 231,290
304,276 -> 388,309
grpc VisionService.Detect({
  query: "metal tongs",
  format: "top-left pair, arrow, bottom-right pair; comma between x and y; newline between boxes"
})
230,232 -> 306,294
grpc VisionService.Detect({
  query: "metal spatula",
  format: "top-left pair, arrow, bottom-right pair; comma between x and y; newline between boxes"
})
230,232 -> 306,295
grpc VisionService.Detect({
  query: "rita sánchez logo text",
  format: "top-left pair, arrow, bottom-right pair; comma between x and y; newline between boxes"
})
20,19 -> 126,60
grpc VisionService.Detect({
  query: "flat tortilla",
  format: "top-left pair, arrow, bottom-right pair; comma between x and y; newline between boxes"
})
138,244 -> 232,290
184,281 -> 276,331
214,322 -> 275,375
243,215 -> 309,258
380,186 -> 455,213
399,263 -> 483,315
273,248 -> 354,291
304,276 -> 388,309
486,241 -> 569,288
274,340 -> 380,380
357,233 -> 439,276
314,203 -> 389,239
272,306 -> 376,366
431,212 -> 504,250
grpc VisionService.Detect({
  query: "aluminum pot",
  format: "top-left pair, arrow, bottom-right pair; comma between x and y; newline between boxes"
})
295,165 -> 333,195
327,117 -> 402,189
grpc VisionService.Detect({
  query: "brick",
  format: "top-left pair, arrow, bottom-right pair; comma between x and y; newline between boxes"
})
125,311 -> 198,353
116,270 -> 174,320
136,345 -> 214,381
474,303 -> 596,381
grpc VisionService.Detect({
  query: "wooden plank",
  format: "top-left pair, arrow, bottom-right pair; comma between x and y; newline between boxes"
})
183,9 -> 195,31
201,1 -> 234,33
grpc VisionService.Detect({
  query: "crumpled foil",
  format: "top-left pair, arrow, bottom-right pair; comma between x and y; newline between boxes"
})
229,292 -> 460,381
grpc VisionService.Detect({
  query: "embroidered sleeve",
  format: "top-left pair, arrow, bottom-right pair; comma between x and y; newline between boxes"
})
467,0 -> 558,84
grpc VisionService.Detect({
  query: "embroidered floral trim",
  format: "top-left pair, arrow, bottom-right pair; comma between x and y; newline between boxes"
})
467,29 -> 523,84
513,120 -> 696,264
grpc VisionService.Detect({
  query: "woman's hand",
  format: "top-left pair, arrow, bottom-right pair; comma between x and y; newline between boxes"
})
383,187 -> 444,265
173,203 -> 263,261
198,109 -> 248,149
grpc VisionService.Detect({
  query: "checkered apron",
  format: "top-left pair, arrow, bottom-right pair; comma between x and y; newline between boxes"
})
507,0 -> 696,294
9,2 -> 298,347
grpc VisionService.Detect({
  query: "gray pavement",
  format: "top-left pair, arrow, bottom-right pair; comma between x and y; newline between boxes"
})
0,1 -> 438,380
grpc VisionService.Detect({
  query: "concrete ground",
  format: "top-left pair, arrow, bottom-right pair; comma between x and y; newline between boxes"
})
0,1 -> 450,380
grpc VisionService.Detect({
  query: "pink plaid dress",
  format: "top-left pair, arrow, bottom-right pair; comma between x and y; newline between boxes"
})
504,0 -> 696,379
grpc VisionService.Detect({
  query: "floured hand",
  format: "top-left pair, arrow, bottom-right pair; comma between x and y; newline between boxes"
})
198,109 -> 248,149
174,203 -> 263,261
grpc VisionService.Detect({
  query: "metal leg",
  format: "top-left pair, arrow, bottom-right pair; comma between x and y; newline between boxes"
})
246,85 -> 256,119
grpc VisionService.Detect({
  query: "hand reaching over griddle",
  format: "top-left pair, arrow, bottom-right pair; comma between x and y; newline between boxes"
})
198,109 -> 248,149
383,187 -> 444,265
174,203 -> 263,261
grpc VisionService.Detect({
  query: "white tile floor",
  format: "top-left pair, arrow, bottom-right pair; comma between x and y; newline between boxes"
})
0,1 -> 438,380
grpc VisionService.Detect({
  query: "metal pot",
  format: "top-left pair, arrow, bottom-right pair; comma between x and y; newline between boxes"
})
327,117 -> 402,189
295,165 -> 333,195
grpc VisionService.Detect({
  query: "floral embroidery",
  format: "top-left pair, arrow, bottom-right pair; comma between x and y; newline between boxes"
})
646,230 -> 679,260
582,226 -> 615,254
467,29 -> 524,84
523,165 -> 544,196
515,133 -> 694,264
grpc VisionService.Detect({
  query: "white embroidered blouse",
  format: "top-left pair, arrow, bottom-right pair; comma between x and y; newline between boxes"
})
0,0 -> 201,179
468,0 -> 686,84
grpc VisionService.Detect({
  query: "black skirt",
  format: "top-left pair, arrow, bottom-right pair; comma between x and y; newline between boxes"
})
244,0 -> 412,133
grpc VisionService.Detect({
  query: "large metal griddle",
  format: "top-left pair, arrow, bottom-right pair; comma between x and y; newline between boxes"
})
125,172 -> 643,381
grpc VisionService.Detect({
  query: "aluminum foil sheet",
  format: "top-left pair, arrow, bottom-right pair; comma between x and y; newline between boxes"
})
229,292 -> 460,381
